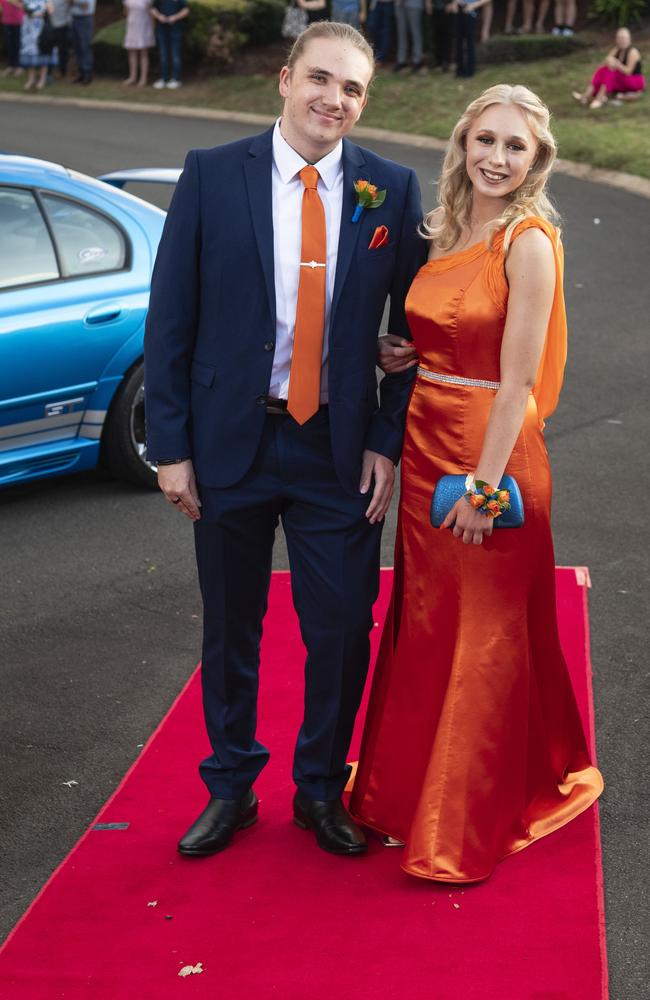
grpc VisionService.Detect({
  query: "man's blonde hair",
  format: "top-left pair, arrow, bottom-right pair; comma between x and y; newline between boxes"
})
287,21 -> 375,78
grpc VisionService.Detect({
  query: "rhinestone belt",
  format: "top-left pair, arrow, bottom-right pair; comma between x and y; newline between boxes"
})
417,367 -> 501,391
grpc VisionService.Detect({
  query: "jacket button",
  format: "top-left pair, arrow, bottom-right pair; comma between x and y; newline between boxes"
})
264,341 -> 275,352
256,395 -> 266,405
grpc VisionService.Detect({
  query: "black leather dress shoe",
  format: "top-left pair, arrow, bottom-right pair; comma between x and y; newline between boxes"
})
178,790 -> 258,856
293,791 -> 367,855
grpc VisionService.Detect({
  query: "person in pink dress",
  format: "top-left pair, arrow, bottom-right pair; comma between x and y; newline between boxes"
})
572,26 -> 645,108
122,0 -> 155,86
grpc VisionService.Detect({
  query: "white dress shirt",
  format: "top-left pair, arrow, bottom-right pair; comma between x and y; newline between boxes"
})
269,119 -> 344,403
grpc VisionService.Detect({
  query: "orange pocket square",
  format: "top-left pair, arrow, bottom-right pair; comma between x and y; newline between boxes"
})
368,225 -> 389,250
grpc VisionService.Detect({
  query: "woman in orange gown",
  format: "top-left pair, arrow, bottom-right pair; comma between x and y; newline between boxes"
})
350,85 -> 603,883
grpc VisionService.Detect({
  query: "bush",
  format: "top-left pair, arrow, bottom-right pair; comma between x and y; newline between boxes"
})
93,0 -> 285,75
477,33 -> 590,64
589,0 -> 647,25
93,19 -> 129,75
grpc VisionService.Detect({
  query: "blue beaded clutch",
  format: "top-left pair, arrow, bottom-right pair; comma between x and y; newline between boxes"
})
430,474 -> 525,528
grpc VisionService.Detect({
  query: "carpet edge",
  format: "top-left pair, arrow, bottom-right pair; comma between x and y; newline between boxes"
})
0,662 -> 201,954
576,571 -> 610,1000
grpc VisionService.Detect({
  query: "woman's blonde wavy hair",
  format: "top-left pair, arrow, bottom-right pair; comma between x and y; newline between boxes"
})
422,84 -> 560,253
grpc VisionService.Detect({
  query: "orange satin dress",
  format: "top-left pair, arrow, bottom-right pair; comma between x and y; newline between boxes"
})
350,217 -> 604,883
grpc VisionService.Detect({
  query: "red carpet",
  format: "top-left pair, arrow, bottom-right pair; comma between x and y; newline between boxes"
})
0,568 -> 607,1000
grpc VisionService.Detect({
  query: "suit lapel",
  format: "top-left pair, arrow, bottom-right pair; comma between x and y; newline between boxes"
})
330,139 -> 366,329
243,129 -> 276,322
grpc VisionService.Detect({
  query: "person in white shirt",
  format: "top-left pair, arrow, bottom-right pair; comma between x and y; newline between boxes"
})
144,21 -> 426,860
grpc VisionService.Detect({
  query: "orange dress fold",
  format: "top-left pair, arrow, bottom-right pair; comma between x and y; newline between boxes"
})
350,218 -> 603,883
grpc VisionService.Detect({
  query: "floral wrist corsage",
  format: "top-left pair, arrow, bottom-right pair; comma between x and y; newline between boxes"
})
463,475 -> 511,519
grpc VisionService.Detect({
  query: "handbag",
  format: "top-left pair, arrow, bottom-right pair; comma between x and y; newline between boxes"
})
430,474 -> 525,529
281,2 -> 308,40
38,12 -> 56,56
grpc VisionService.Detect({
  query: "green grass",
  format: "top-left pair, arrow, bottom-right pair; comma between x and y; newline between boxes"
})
2,34 -> 649,178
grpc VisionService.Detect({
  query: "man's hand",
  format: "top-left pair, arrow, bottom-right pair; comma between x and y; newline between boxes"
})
360,450 -> 395,524
377,334 -> 419,375
158,459 -> 202,521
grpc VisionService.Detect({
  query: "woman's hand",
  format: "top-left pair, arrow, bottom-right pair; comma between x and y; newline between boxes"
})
377,334 -> 418,374
442,496 -> 494,545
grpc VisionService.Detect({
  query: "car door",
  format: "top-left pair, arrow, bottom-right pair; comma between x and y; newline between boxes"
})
0,183 -> 150,465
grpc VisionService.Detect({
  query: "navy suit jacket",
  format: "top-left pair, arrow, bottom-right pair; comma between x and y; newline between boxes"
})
144,126 -> 426,494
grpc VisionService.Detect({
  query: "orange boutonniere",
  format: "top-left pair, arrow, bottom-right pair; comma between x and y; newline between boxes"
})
352,178 -> 387,223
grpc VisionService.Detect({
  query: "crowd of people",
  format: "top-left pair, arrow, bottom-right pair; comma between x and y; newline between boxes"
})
290,0 -> 591,77
0,0 -> 189,89
0,0 -> 646,92
292,0 -> 587,76
0,0 -> 97,87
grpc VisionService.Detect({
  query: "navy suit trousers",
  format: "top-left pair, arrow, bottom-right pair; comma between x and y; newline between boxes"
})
193,408 -> 382,802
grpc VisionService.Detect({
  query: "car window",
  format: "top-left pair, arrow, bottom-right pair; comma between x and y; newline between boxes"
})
0,187 -> 59,288
41,194 -> 127,278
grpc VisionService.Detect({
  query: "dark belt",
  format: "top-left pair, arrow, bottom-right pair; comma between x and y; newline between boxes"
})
265,397 -> 289,415
265,398 -> 329,416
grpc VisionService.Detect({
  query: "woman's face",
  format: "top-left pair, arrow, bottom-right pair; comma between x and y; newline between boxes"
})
465,103 -> 539,203
615,28 -> 631,49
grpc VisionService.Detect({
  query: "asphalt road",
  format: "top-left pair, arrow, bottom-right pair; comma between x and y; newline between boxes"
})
1,101 -> 648,998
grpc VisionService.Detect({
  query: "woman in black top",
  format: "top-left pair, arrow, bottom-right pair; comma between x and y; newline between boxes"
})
572,26 -> 645,109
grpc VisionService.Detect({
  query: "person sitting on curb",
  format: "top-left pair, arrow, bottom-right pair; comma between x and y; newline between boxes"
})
572,26 -> 645,109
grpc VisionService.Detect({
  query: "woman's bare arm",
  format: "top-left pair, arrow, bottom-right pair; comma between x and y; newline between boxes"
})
443,227 -> 556,544
473,227 -> 555,486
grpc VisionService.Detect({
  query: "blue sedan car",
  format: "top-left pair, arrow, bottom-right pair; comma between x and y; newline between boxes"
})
0,155 -> 180,490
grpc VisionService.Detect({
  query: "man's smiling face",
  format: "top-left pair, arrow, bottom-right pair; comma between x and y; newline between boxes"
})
278,37 -> 373,162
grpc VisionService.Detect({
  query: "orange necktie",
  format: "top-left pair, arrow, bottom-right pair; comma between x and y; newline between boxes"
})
287,165 -> 327,425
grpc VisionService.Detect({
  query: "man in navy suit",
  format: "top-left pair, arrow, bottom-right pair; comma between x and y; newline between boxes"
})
144,21 -> 425,857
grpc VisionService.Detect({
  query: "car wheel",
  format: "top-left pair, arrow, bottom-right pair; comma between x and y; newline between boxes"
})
103,361 -> 157,489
